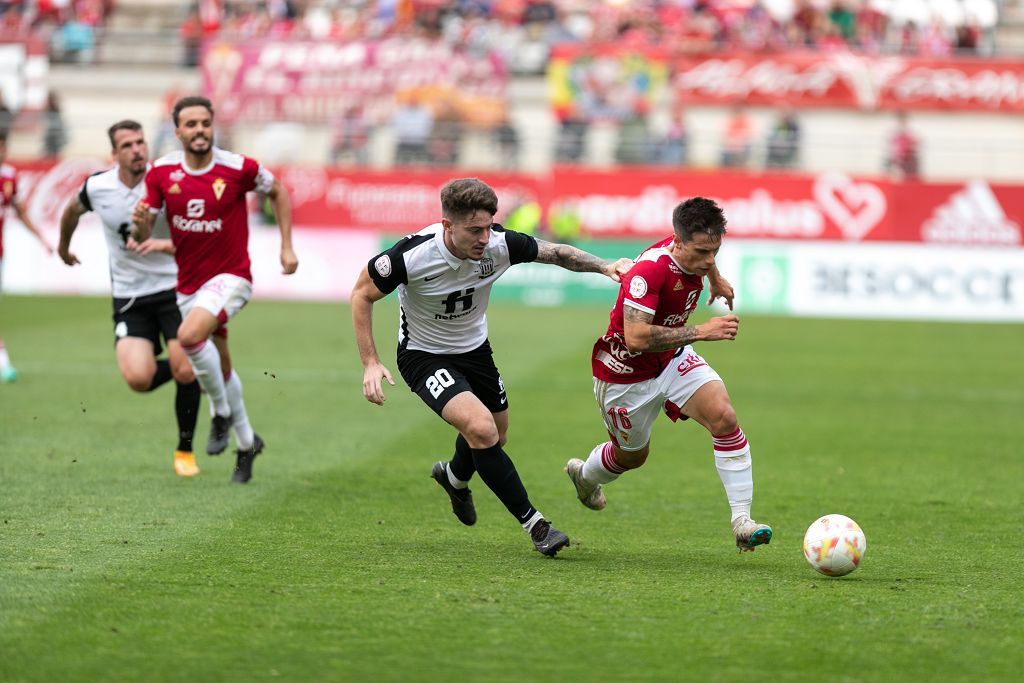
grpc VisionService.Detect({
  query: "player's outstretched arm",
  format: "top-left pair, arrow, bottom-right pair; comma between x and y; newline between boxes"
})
57,196 -> 88,265
534,238 -> 633,282
351,268 -> 394,406
14,200 -> 54,255
622,306 -> 740,353
707,264 -> 734,310
266,178 -> 298,275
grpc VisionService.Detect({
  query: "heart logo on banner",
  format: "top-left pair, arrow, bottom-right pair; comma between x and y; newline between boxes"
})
813,172 -> 887,241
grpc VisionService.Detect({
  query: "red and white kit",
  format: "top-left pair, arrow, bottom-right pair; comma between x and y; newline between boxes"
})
591,236 -> 723,451
0,163 -> 20,261
143,147 -> 274,321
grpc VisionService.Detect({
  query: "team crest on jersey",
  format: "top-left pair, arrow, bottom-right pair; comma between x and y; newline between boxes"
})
212,178 -> 227,200
629,275 -> 648,299
374,255 -> 392,277
168,183 -> 181,194
674,280 -> 684,291
169,170 -> 185,182
478,258 -> 494,278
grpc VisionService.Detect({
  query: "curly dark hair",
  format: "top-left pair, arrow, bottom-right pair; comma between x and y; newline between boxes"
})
440,178 -> 498,221
671,197 -> 727,243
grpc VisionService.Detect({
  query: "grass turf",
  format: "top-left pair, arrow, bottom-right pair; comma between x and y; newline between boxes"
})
1,295 -> 1021,682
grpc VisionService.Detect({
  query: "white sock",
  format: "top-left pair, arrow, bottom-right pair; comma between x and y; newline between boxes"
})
713,427 -> 753,522
582,441 -> 625,485
0,342 -> 10,370
521,510 -> 544,534
183,340 -> 229,416
226,370 -> 254,451
445,463 -> 469,490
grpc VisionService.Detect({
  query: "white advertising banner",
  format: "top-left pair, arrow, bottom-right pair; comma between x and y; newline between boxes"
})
724,242 -> 1024,322
1,222 -> 378,302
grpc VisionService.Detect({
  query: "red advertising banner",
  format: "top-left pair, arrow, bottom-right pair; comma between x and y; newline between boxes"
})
201,38 -> 507,123
672,52 -> 1024,112
547,167 -> 1023,245
10,160 -> 1022,248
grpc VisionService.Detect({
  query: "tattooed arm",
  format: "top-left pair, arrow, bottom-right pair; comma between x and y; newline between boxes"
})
534,238 -> 633,282
622,305 -> 741,353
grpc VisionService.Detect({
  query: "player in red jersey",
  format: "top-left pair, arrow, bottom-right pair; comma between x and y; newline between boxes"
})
132,96 -> 298,483
565,197 -> 774,552
0,132 -> 55,383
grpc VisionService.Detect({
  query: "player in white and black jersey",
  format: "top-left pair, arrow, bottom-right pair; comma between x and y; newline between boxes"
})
57,120 -> 202,477
352,178 -> 632,557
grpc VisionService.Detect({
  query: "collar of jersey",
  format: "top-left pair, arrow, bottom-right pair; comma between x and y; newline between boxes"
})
662,247 -> 696,276
179,148 -> 220,176
432,227 -> 469,271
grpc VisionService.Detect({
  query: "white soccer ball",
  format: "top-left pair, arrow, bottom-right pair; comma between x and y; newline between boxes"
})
802,514 -> 867,577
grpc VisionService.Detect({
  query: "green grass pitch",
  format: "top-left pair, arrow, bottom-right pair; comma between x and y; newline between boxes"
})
1,295 -> 1021,682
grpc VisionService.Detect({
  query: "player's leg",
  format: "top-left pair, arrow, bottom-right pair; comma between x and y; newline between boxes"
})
166,335 -> 200,476
442,392 -> 569,556
0,336 -> 18,383
208,330 -> 261,483
677,369 -> 771,552
115,337 -> 163,391
567,378 -> 660,510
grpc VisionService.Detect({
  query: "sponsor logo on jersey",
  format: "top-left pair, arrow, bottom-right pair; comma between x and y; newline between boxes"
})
374,255 -> 391,277
629,275 -> 648,299
172,215 -> 223,233
212,178 -> 227,201
168,183 -> 181,195
662,313 -> 690,326
170,170 -> 185,182
478,258 -> 494,278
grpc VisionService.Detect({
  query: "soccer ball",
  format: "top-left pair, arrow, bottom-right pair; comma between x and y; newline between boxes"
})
802,514 -> 867,577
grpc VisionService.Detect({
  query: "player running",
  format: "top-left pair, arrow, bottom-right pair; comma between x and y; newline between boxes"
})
0,132 -> 55,383
132,96 -> 298,483
58,120 -> 202,476
566,197 -> 773,552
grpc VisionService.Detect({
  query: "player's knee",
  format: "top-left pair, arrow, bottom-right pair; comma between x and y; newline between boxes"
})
171,358 -> 195,384
709,403 -> 738,436
124,370 -> 152,393
462,419 -> 499,449
177,324 -> 206,350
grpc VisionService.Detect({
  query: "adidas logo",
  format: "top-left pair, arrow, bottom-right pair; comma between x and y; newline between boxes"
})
922,180 -> 1020,245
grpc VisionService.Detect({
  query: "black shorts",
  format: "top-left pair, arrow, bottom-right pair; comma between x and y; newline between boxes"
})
111,288 -> 182,355
396,340 -> 508,416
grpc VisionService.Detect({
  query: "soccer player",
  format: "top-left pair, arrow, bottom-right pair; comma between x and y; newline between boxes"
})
352,177 -> 633,557
132,96 -> 299,484
0,132 -> 55,383
566,197 -> 774,552
58,120 -> 202,476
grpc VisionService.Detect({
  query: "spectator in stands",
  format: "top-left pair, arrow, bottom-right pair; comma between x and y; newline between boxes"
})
493,112 -> 520,170
41,90 -> 67,159
828,1 -> 856,42
0,99 -> 12,138
615,100 -> 653,166
885,111 -> 920,180
720,106 -> 754,169
554,106 -> 588,163
52,7 -> 95,64
428,101 -> 464,167
765,106 -> 801,170
392,92 -> 433,166
658,103 -> 688,167
955,20 -> 981,53
330,104 -> 371,167
921,17 -> 953,56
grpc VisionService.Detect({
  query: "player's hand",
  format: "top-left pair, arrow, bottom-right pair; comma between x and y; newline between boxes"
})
707,274 -> 735,310
58,245 -> 80,265
699,314 -> 740,341
604,258 -> 634,283
135,238 -> 174,256
363,362 -> 395,405
281,246 -> 298,275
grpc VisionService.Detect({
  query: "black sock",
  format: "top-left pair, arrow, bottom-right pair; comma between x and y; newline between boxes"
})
449,434 -> 476,482
146,359 -> 173,392
175,380 -> 200,452
471,442 -> 537,524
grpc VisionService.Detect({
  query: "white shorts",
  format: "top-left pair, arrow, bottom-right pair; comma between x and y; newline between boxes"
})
593,346 -> 722,452
176,273 -> 252,326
